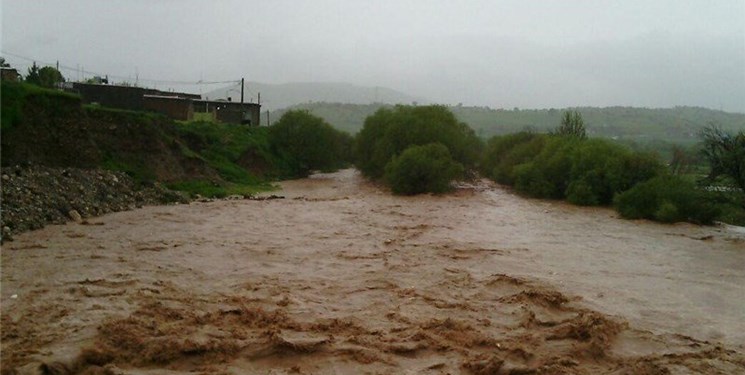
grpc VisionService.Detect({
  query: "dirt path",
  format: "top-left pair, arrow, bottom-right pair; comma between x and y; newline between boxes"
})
2,169 -> 744,374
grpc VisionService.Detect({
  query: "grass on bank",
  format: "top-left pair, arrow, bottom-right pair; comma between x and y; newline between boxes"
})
1,81 -> 80,130
171,121 -> 281,197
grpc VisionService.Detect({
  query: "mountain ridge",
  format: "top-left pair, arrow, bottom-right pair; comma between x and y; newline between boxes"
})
205,81 -> 425,112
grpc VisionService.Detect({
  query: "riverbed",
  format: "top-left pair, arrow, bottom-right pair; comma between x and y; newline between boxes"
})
2,169 -> 743,374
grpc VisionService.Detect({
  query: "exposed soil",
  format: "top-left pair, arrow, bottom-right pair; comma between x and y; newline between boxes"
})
2,169 -> 744,374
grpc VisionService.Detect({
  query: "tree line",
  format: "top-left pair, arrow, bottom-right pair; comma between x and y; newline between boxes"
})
1,58 -> 66,88
272,105 -> 744,225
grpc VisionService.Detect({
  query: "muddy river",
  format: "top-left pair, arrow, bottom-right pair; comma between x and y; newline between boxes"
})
2,169 -> 744,374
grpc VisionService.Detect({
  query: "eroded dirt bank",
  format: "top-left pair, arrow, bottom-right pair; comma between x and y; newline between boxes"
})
2,169 -> 744,374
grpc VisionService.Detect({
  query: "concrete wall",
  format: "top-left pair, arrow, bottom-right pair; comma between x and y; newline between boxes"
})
70,83 -> 199,111
193,100 -> 261,126
143,95 -> 194,121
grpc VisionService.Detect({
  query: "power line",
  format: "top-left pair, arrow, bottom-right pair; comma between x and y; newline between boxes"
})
1,50 -> 241,86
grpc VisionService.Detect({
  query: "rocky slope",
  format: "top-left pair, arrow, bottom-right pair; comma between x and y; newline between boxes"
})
1,82 -> 278,239
0,165 -> 187,242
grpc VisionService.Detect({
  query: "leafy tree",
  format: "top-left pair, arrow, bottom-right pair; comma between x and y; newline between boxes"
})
384,143 -> 464,195
24,63 -> 65,88
25,62 -> 41,85
700,125 -> 745,197
0,57 -> 10,68
38,66 -> 65,88
555,110 -> 587,139
268,110 -> 350,177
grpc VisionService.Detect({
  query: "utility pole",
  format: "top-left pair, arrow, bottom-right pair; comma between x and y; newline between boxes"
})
240,78 -> 244,103
258,92 -> 261,105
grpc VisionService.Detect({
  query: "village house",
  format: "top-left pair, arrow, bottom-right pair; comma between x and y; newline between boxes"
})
1,67 -> 21,82
65,82 -> 261,125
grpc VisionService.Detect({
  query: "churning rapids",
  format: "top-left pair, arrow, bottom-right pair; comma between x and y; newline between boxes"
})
2,169 -> 744,374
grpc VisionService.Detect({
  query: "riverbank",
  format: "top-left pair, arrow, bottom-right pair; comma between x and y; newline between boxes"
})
0,165 -> 188,241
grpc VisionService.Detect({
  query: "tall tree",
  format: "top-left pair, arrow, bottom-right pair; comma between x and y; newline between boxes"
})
555,110 -> 587,139
25,62 -> 41,85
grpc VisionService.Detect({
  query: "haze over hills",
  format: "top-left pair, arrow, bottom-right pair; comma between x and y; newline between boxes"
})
205,81 -> 425,112
205,80 -> 745,147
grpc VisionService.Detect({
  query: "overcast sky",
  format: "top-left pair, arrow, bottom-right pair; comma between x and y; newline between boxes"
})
2,0 -> 744,112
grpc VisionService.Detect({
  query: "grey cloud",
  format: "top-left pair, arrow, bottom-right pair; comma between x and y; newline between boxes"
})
2,0 -> 744,112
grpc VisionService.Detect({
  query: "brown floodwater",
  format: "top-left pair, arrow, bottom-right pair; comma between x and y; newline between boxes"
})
2,169 -> 744,374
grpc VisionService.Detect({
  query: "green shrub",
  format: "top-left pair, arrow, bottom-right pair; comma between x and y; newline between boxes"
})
489,134 -> 548,185
513,136 -> 578,199
606,151 -> 666,194
565,139 -> 664,205
614,175 -> 720,224
384,143 -> 464,195
505,136 -> 665,205
268,110 -> 352,177
481,132 -> 538,177
654,201 -> 680,223
355,105 -> 482,179
566,176 -> 601,206
513,162 -> 556,198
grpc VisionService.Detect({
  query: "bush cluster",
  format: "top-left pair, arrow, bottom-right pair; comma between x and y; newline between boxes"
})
478,128 -> 738,224
614,176 -> 720,224
384,143 -> 464,195
355,105 -> 481,194
482,134 -> 666,206
355,105 -> 481,179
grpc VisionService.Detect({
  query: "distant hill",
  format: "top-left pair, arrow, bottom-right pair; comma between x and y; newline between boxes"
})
205,81 -> 424,112
268,103 -> 745,144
